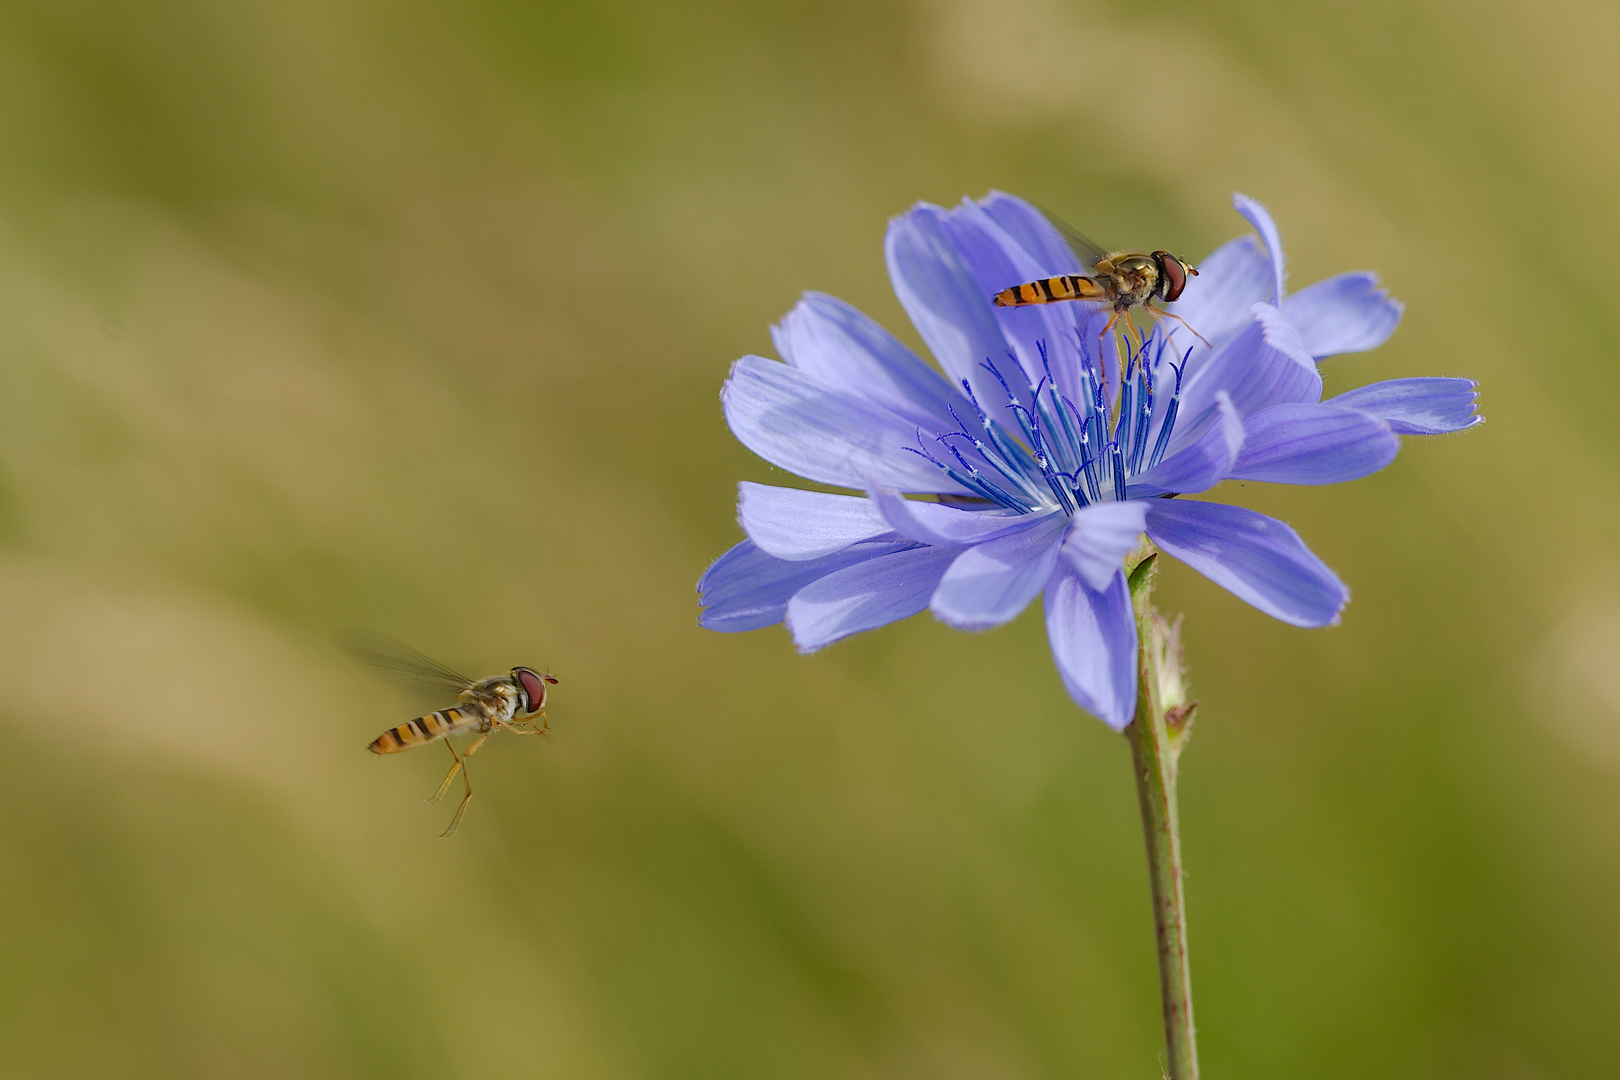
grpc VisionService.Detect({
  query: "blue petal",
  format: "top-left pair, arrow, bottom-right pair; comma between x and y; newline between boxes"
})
979,191 -> 1086,275
1230,404 -> 1399,485
1044,563 -> 1137,730
786,544 -> 958,652
1131,391 -> 1244,496
885,205 -> 1016,413
1144,500 -> 1349,628
1176,304 -> 1322,438
935,197 -> 1090,398
1059,502 -> 1149,591
1233,193 -> 1286,303
739,482 -> 891,561
1165,234 -> 1274,360
1280,273 -> 1404,358
1326,377 -> 1483,435
770,292 -> 968,432
870,488 -> 1040,547
722,356 -> 969,493
698,538 -> 919,633
931,513 -> 1069,630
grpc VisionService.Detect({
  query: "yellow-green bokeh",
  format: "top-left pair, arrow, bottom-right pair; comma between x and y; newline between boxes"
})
0,1 -> 1614,1077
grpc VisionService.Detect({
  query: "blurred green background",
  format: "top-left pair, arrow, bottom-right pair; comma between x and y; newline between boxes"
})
0,0 -> 1613,1077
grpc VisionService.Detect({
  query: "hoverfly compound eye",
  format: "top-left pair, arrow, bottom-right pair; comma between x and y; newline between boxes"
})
1152,252 -> 1189,303
513,668 -> 549,713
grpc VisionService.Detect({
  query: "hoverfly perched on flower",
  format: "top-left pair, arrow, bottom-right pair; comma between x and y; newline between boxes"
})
344,631 -> 558,838
992,210 -> 1206,352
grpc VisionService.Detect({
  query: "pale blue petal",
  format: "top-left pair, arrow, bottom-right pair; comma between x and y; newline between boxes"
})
870,488 -> 1041,548
787,544 -> 959,652
1233,192 -> 1286,302
1164,235 -> 1274,361
1144,501 -> 1348,627
1131,391 -> 1244,496
769,292 -> 968,432
931,513 -> 1069,630
1044,564 -> 1137,730
1326,377 -> 1483,435
885,205 -> 1015,412
979,191 -> 1086,275
1059,502 -> 1149,592
739,482 -> 890,561
1176,304 -> 1321,440
699,539 -> 918,633
977,192 -> 1093,397
935,197 -> 1090,397
1230,404 -> 1399,485
1280,272 -> 1404,359
722,356 -> 969,493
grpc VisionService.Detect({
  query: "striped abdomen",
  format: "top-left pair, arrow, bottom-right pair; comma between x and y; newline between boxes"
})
369,707 -> 474,754
992,275 -> 1107,307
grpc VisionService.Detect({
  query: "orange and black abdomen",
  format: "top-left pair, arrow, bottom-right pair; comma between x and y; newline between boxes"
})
369,707 -> 465,754
992,275 -> 1104,307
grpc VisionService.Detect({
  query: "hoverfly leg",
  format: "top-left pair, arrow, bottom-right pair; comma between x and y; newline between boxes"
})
429,740 -> 464,806
1153,306 -> 1212,349
1099,308 -> 1123,349
1097,309 -> 1126,400
439,731 -> 491,839
502,715 -> 550,737
1114,309 -> 1146,362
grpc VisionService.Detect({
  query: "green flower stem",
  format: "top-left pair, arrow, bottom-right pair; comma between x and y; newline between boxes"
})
1125,549 -> 1199,1080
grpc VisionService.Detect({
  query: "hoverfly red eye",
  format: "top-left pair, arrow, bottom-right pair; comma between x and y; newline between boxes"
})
514,668 -> 548,713
1153,252 -> 1188,302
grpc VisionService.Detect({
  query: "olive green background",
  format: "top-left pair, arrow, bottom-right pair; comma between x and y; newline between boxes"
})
0,1 -> 1612,1077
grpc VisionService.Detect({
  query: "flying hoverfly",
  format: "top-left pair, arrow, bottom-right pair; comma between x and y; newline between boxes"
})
345,631 -> 558,838
991,211 -> 1207,352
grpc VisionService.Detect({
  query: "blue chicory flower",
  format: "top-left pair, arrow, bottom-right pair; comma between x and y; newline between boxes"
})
699,193 -> 1481,728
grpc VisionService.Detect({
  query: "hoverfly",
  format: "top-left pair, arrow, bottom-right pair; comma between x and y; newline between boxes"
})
991,211 -> 1207,353
344,631 -> 558,838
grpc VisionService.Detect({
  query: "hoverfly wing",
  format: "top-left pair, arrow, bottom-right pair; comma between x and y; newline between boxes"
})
1031,202 -> 1109,272
338,629 -> 476,695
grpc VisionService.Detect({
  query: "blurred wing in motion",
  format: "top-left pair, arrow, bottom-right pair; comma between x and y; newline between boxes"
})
1034,203 -> 1110,270
339,629 -> 476,696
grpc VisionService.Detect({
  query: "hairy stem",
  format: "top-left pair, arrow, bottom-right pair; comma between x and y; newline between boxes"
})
1125,551 -> 1198,1080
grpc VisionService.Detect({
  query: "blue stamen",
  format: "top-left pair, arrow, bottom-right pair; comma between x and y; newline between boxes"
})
944,402 -> 1036,495
907,443 -> 1026,512
1130,379 -> 1154,473
1118,380 -> 1135,463
903,444 -> 986,498
1043,472 -> 1077,515
1145,351 -> 1190,470
1046,387 -> 1085,475
1063,398 -> 1104,503
981,355 -> 1021,403
895,327 -> 1197,520
1008,402 -> 1047,463
1146,403 -> 1178,471
962,373 -> 1050,504
980,358 -> 1048,465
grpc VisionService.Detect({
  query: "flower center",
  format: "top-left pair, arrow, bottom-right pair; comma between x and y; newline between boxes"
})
905,327 -> 1190,515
